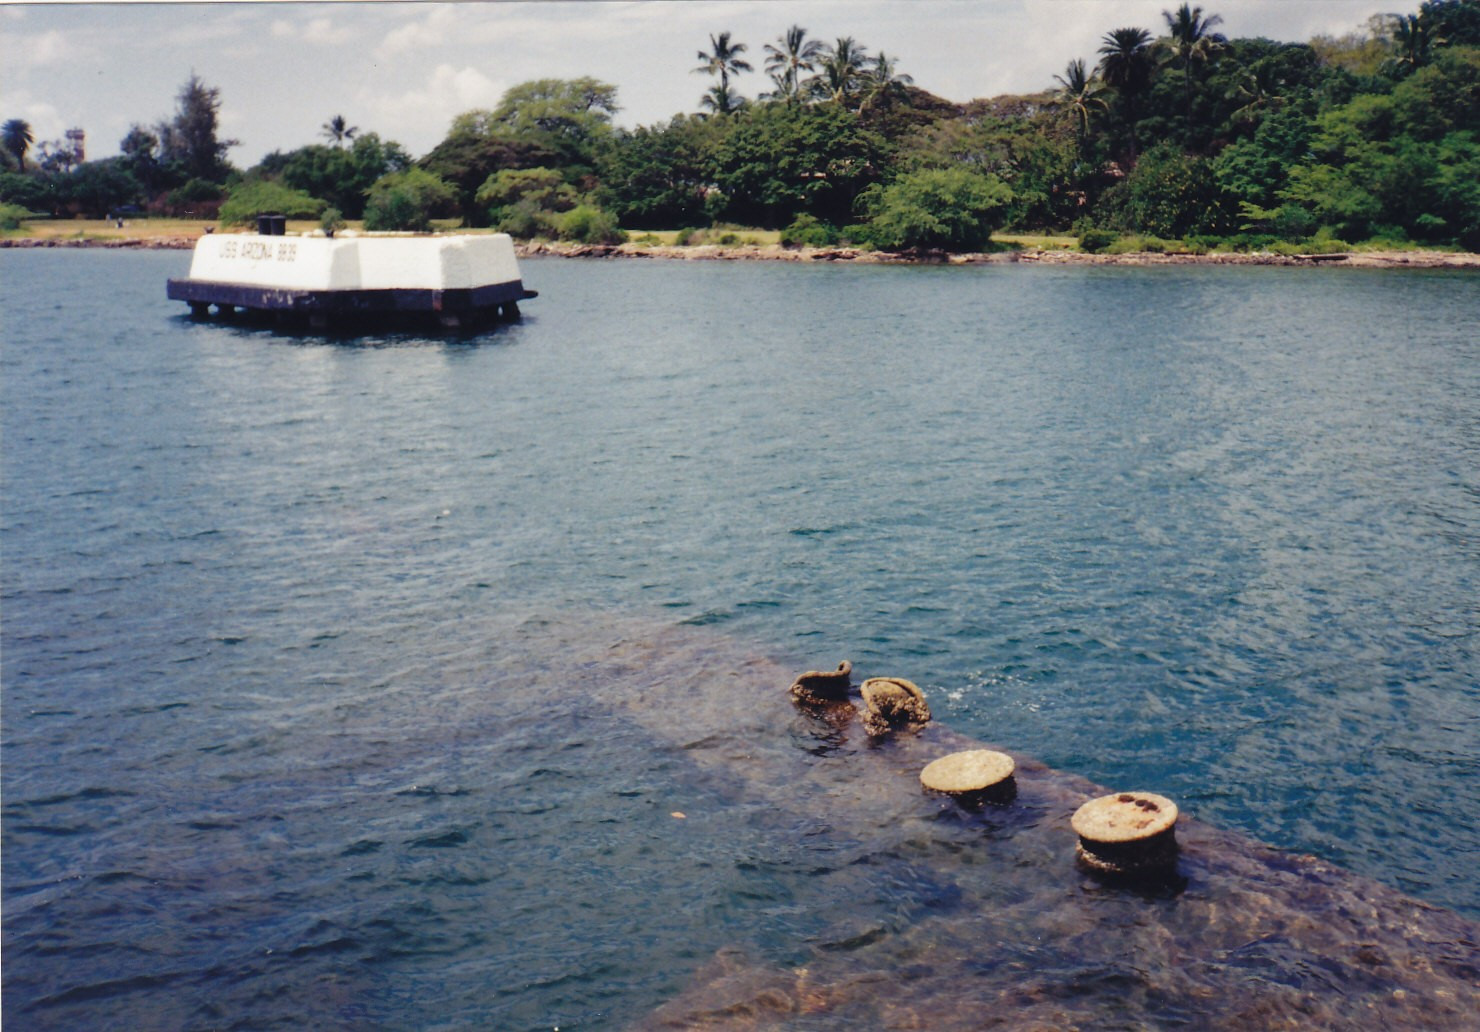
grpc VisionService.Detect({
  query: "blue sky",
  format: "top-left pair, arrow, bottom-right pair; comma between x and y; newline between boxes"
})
3,1 -> 1392,166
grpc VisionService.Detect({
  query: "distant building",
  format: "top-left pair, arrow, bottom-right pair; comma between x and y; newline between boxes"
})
65,128 -> 85,164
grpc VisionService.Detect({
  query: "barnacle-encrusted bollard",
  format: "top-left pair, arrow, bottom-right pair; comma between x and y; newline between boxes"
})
789,661 -> 854,704
920,749 -> 1016,805
1071,792 -> 1179,874
860,677 -> 930,736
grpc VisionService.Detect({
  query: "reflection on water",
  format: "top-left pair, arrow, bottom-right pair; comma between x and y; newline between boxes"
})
3,252 -> 1478,1028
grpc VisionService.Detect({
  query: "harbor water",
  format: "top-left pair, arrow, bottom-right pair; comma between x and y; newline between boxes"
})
3,249 -> 1478,1028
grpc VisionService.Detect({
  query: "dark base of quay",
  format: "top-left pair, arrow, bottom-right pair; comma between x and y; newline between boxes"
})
182,300 -> 525,333
167,279 -> 536,334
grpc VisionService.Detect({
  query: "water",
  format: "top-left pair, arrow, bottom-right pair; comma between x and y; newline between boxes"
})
3,249 -> 1478,1028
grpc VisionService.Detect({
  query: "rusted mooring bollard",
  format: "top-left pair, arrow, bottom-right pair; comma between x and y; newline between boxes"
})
860,677 -> 931,736
1071,792 -> 1179,874
920,749 -> 1016,805
789,661 -> 854,705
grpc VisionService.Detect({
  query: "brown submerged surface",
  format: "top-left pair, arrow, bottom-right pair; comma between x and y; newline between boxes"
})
517,619 -> 1480,1031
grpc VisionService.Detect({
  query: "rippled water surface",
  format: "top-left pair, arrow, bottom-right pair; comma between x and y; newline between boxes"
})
3,250 -> 1478,1028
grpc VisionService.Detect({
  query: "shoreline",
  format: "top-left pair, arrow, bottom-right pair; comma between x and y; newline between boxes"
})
3,233 -> 1477,268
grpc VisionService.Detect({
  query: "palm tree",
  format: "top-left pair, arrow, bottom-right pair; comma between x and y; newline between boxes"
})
763,25 -> 824,104
1227,60 -> 1286,127
693,31 -> 753,114
699,83 -> 747,116
1385,12 -> 1444,76
2,118 -> 33,169
1160,4 -> 1227,122
1053,59 -> 1108,153
861,52 -> 915,112
812,37 -> 870,107
1097,27 -> 1155,156
320,114 -> 359,147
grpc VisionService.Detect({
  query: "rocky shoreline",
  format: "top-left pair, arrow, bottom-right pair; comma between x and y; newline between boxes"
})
4,233 -> 1477,268
518,238 -> 1480,268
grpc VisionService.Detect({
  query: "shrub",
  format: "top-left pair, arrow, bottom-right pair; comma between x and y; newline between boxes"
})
555,204 -> 625,244
476,167 -> 577,220
1103,144 -> 1235,238
1077,227 -> 1118,253
320,206 -> 345,236
858,168 -> 1013,251
495,198 -> 556,239
218,179 -> 324,225
363,168 -> 458,232
0,172 -> 54,213
780,214 -> 840,247
1101,234 -> 1199,255
1223,232 -> 1282,251
1184,234 -> 1225,253
172,178 -> 224,203
0,201 -> 30,230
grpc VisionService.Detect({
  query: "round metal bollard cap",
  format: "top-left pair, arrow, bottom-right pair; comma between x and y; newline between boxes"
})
1071,792 -> 1178,843
920,750 -> 1016,795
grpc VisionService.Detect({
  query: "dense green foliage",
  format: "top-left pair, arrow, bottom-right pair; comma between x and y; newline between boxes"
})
0,201 -> 30,230
362,167 -> 458,232
254,134 -> 411,219
218,179 -> 323,225
3,2 -> 1477,251
857,168 -> 1012,250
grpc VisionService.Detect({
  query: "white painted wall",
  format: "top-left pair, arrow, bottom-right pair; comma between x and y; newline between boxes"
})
186,233 -> 522,291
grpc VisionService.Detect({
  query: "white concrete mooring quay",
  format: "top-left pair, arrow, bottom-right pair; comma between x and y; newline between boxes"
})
167,217 -> 537,331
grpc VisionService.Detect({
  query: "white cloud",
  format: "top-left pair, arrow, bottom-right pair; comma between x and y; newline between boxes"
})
374,6 -> 458,61
10,29 -> 79,71
273,16 -> 356,46
360,63 -> 508,145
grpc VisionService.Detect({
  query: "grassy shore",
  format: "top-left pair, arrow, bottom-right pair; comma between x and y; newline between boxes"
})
4,217 -> 1477,267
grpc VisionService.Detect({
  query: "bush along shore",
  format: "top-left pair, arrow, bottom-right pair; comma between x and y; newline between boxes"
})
4,231 -> 1476,268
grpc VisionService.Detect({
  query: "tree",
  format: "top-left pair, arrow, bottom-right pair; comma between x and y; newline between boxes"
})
363,167 -> 457,232
0,171 -> 55,213
813,37 -> 871,107
37,138 -> 81,175
474,166 -> 578,235
321,114 -> 359,147
489,78 -> 620,146
764,25 -> 824,103
861,52 -> 915,113
422,78 -> 618,220
1161,4 -> 1227,127
162,74 -> 238,182
1384,11 -> 1444,76
218,179 -> 324,225
253,133 -> 409,219
1054,59 -> 1109,154
58,158 -> 143,218
119,124 -> 165,193
693,31 -> 752,114
707,102 -> 888,227
2,119 -> 33,170
700,82 -> 747,116
1098,142 -> 1234,237
601,115 -> 719,228
858,167 -> 1013,251
1421,0 -> 1480,47
1097,27 -> 1156,156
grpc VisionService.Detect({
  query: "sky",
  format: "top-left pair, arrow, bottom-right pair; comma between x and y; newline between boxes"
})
2,0 -> 1395,167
